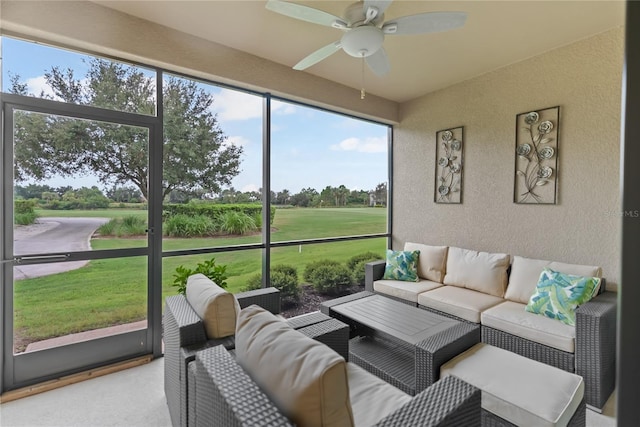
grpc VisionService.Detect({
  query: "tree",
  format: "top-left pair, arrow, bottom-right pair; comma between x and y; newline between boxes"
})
107,185 -> 142,203
290,187 -> 318,207
14,184 -> 56,200
274,189 -> 290,205
319,186 -> 336,206
11,59 -> 242,201
373,182 -> 387,206
348,189 -> 369,206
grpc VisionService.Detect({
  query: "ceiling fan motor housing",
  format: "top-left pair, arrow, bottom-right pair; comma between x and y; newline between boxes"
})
341,26 -> 384,57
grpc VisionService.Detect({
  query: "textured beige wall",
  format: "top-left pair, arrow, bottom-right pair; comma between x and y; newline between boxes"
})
394,28 -> 623,288
0,0 -> 398,124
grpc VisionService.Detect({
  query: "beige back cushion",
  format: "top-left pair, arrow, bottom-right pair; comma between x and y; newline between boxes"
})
505,256 -> 603,304
235,305 -> 354,427
403,242 -> 448,283
185,273 -> 241,339
443,247 -> 510,297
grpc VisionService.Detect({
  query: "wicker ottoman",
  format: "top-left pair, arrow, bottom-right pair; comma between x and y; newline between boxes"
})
441,343 -> 585,427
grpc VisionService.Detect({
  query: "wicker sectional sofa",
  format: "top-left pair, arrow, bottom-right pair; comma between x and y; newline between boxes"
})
365,243 -> 617,412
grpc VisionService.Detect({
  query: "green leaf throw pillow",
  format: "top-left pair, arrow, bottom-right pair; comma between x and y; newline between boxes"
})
525,268 -> 601,326
382,249 -> 420,282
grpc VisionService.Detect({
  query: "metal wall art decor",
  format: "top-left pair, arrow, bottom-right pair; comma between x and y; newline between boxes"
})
435,126 -> 464,203
514,106 -> 559,204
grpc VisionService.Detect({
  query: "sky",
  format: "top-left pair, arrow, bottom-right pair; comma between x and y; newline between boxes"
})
1,37 -> 389,195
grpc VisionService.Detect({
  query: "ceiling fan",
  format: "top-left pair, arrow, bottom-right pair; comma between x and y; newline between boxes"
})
265,0 -> 467,77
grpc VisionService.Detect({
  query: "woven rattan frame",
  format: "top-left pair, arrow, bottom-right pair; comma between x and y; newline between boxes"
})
193,345 -> 481,426
366,255 -> 617,411
575,291 -> 617,410
320,291 -> 374,315
481,326 -> 575,371
193,346 -> 293,427
163,288 -> 281,427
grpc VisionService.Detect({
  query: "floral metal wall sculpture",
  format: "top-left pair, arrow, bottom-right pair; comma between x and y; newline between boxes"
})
514,107 -> 559,204
435,126 -> 464,203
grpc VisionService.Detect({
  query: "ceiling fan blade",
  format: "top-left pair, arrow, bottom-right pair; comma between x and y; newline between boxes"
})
293,41 -> 342,70
364,0 -> 393,18
366,47 -> 390,76
383,11 -> 467,35
266,0 -> 346,28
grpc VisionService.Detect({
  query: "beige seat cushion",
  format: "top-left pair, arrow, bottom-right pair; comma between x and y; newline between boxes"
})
185,273 -> 240,339
347,362 -> 411,426
443,247 -> 510,297
403,242 -> 448,283
235,305 -> 354,427
481,301 -> 576,353
505,256 -> 603,304
441,343 -> 584,427
417,286 -> 504,323
373,279 -> 442,303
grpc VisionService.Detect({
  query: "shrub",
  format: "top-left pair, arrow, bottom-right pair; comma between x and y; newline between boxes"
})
14,212 -> 38,225
241,265 -> 300,301
97,219 -> 117,236
252,212 -> 263,229
14,200 -> 38,225
163,214 -> 217,237
304,260 -> 352,295
172,257 -> 228,295
347,251 -> 383,285
163,203 -> 276,225
119,215 -> 147,236
303,259 -> 330,283
220,211 -> 256,235
270,265 -> 300,301
242,274 -> 262,292
97,215 -> 146,237
15,199 -> 37,214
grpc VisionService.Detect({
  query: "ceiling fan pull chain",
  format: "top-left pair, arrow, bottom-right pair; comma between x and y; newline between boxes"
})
361,54 -> 366,99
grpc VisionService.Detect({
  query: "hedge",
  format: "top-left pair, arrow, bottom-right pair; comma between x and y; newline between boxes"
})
163,203 -> 276,225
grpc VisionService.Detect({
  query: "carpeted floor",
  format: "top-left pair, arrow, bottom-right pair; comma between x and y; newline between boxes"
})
0,357 -> 617,427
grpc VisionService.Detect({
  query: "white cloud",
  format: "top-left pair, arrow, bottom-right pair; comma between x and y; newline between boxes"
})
211,92 -> 297,123
241,183 -> 260,193
26,76 -> 58,99
212,89 -> 262,121
224,135 -> 250,148
330,136 -> 387,153
273,103 -> 297,115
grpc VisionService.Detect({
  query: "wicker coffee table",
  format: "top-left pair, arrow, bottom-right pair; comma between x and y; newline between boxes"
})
321,291 -> 480,395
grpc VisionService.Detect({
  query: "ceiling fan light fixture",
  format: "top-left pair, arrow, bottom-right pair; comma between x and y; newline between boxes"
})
340,26 -> 384,58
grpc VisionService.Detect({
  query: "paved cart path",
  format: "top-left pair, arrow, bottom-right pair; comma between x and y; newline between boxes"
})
13,217 -> 109,280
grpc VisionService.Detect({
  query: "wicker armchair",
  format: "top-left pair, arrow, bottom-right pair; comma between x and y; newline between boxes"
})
190,345 -> 481,427
163,288 -> 280,427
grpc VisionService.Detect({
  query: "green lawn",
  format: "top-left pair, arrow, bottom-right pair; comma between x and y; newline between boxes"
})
14,207 -> 387,349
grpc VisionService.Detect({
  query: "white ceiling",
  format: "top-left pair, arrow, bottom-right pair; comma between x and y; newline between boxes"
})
92,0 -> 625,103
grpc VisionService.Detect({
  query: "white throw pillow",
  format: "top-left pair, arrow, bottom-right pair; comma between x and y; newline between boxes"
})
403,242 -> 448,283
185,273 -> 240,339
443,247 -> 510,297
505,256 -> 602,304
235,305 -> 354,427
